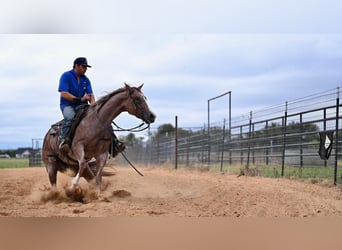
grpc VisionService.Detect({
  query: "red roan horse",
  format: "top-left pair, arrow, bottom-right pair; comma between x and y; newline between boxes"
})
42,83 -> 156,194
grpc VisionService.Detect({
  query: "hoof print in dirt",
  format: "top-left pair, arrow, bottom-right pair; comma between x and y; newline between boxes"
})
112,189 -> 131,198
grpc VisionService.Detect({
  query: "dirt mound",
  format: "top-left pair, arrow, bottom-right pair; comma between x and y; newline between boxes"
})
112,189 -> 131,198
0,166 -> 342,217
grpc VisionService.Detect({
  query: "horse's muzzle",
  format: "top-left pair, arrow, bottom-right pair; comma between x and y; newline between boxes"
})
144,112 -> 156,124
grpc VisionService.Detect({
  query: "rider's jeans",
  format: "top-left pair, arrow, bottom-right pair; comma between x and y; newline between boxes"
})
60,106 -> 76,140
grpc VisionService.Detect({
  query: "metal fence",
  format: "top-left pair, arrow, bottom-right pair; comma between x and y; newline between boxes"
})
123,87 -> 342,184
29,138 -> 43,167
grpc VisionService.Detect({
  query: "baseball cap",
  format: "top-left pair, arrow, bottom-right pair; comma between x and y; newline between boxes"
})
73,57 -> 92,68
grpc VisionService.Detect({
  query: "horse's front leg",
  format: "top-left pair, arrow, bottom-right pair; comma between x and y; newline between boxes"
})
95,153 -> 109,195
71,158 -> 87,188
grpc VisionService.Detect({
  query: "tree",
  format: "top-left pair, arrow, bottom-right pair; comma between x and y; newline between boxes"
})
152,123 -> 192,139
156,123 -> 174,137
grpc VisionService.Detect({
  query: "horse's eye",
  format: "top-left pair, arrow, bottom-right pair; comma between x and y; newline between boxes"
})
134,97 -> 141,104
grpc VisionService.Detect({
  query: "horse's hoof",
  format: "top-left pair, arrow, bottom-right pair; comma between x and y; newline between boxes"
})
65,186 -> 84,202
65,186 -> 75,197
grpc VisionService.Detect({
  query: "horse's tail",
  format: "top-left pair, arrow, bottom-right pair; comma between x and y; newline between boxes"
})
42,125 -> 60,163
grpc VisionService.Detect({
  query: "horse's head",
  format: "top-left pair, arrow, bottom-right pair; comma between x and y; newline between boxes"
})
124,83 -> 156,124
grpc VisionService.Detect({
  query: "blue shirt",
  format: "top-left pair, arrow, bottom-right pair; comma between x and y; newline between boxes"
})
58,69 -> 93,111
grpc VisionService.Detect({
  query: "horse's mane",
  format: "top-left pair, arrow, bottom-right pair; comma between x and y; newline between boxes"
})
95,87 -> 127,111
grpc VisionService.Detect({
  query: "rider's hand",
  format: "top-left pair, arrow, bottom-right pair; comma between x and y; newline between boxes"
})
81,94 -> 92,102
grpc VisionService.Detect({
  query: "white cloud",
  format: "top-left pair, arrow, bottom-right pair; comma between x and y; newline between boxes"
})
1,33 -> 342,148
1,0 -> 342,33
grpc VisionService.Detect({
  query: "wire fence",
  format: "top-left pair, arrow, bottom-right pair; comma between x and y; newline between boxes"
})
122,87 -> 342,184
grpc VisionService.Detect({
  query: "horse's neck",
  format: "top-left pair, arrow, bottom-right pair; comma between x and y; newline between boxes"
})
95,91 -> 127,125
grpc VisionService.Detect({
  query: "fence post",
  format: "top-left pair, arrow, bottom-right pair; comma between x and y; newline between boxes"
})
281,101 -> 288,177
229,132 -> 232,165
300,113 -> 303,168
247,111 -> 252,169
186,133 -> 190,166
240,126 -> 243,165
323,108 -> 327,167
229,92 -> 232,165
220,119 -> 226,172
265,120 -> 269,165
207,100 -> 211,167
148,127 -> 152,165
252,123 -> 255,165
334,87 -> 340,185
175,115 -> 178,169
157,133 -> 160,165
202,128 -> 206,164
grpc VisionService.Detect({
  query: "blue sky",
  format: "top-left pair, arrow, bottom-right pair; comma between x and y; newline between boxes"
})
0,1 -> 342,149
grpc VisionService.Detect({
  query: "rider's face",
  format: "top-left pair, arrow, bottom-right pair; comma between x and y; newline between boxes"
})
75,64 -> 87,76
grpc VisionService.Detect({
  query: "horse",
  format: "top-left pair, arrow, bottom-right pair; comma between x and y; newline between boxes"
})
42,83 -> 156,194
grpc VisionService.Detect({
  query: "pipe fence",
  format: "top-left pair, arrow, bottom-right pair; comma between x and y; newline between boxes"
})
120,87 -> 342,184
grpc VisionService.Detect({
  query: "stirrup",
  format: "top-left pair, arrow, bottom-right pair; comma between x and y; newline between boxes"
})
59,138 -> 70,153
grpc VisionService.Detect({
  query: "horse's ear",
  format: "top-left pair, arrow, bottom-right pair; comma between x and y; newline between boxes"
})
138,83 -> 144,91
124,82 -> 131,90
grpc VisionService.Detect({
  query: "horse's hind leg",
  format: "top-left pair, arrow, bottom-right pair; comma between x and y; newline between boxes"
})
45,157 -> 58,187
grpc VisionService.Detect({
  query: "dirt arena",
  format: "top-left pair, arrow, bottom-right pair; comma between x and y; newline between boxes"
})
1,164 -> 342,217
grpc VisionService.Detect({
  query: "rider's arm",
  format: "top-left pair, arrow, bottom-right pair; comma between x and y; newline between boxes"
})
60,91 -> 89,103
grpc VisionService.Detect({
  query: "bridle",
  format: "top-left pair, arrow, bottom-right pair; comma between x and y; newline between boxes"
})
111,88 -> 151,132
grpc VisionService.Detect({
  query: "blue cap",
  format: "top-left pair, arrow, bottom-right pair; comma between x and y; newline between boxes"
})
74,57 -> 91,68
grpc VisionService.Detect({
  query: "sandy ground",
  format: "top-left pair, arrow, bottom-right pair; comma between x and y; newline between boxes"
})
1,165 -> 342,217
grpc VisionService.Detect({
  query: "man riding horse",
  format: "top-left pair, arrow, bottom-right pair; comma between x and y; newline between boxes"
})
57,57 -> 122,153
43,82 -> 156,193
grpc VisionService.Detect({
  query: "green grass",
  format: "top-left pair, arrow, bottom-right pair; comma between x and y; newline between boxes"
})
208,163 -> 342,184
0,158 -> 29,168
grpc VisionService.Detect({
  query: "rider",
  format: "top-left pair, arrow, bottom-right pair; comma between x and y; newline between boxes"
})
58,57 -> 95,152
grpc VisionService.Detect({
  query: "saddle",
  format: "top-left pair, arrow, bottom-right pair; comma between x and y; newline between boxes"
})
49,104 -> 125,157
49,104 -> 89,143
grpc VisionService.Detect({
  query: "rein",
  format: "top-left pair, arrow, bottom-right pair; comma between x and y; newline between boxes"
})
119,150 -> 144,176
111,120 -> 149,177
112,121 -> 150,132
